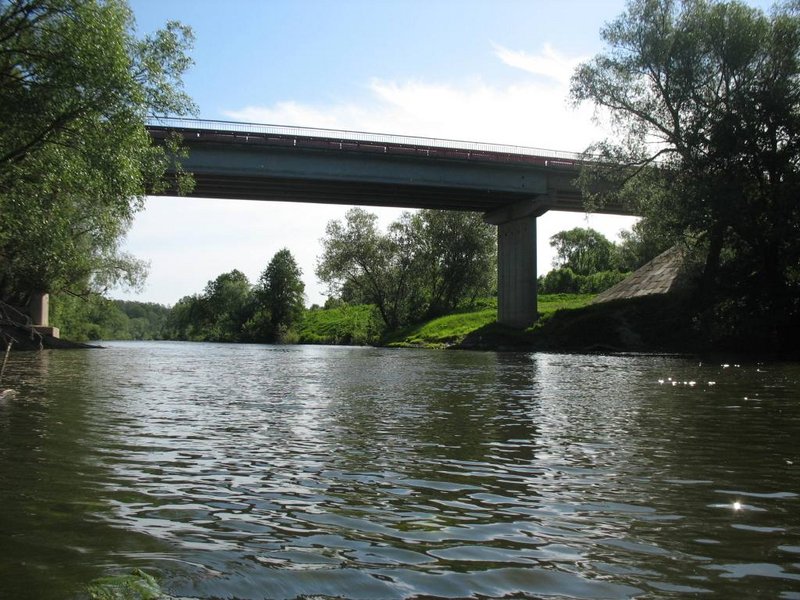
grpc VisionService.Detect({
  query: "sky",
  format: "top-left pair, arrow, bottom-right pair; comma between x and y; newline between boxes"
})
118,0 -> 769,307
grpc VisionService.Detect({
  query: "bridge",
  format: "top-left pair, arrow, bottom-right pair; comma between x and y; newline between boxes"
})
147,118 -> 634,328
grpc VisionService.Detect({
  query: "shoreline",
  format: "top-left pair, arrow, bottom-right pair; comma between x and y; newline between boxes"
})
9,292 -> 798,361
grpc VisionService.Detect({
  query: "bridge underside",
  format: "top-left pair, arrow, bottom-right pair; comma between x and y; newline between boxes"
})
186,172 -> 536,212
147,125 -> 633,329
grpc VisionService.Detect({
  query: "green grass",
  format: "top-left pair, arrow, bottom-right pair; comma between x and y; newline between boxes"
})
384,294 -> 595,348
295,294 -> 596,349
536,293 -> 596,316
297,304 -> 383,345
385,308 -> 498,348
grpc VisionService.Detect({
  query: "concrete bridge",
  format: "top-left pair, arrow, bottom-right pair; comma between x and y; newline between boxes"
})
147,118 -> 633,328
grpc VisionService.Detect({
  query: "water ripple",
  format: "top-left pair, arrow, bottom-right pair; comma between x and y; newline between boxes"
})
0,344 -> 798,599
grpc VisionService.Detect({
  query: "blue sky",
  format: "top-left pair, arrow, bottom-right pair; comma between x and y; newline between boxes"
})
119,0 -> 770,306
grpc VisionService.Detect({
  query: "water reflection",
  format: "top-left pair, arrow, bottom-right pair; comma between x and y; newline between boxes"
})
0,343 -> 798,599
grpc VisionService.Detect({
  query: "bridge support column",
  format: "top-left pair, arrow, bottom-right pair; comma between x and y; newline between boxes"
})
30,292 -> 49,327
485,199 -> 549,329
29,292 -> 59,338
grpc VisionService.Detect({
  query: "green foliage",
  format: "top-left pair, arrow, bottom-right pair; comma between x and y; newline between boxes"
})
540,227 -> 631,295
615,220 -> 670,272
200,269 -> 254,341
316,208 -> 412,329
297,304 -> 383,345
316,208 -> 496,329
257,248 -> 305,335
51,294 -> 122,341
539,268 -> 580,294
50,294 -> 169,341
163,270 -> 255,342
407,210 -> 496,317
162,294 -> 201,341
571,0 -> 800,349
114,300 -> 170,339
0,0 -> 195,308
550,227 -> 617,275
163,250 -> 306,343
539,268 -> 629,294
385,294 -> 594,348
582,270 -> 629,293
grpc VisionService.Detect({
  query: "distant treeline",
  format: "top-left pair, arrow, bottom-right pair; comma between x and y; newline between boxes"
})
51,295 -> 171,341
48,221 -> 647,344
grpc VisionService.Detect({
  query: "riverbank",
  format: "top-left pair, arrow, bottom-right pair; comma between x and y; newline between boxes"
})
378,293 -> 695,353
23,290 -> 795,358
390,291 -> 799,359
382,294 -> 594,349
0,324 -> 100,351
455,293 -> 696,353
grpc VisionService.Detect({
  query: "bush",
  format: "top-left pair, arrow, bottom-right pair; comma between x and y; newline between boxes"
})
539,268 -> 580,294
539,268 -> 629,295
579,270 -> 629,293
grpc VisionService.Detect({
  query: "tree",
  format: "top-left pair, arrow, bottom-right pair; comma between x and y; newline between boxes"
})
0,0 -> 195,308
539,226 -> 632,295
257,248 -> 305,338
615,220 -> 671,272
163,294 -> 205,341
549,227 -> 617,275
201,270 -> 254,341
408,210 -> 496,318
162,270 -> 255,342
317,208 -> 496,329
317,208 -> 414,330
571,0 -> 800,348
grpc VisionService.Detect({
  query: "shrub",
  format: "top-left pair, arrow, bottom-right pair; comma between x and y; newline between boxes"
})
539,268 -> 629,295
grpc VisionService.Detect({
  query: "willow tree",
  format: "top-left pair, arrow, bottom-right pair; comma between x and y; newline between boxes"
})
549,227 -> 617,275
0,0 -> 195,308
317,208 -> 495,329
571,0 -> 800,347
316,208 -> 410,329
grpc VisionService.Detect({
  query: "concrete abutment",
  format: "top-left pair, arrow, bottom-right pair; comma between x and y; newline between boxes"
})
29,292 -> 59,338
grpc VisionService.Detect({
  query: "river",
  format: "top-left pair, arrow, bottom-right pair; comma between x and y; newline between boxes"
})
0,342 -> 798,599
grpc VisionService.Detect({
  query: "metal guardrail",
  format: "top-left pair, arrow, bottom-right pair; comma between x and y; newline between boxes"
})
146,116 -> 585,162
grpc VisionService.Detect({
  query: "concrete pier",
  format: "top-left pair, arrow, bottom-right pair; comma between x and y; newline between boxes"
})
485,199 -> 549,328
496,217 -> 537,328
29,293 -> 59,338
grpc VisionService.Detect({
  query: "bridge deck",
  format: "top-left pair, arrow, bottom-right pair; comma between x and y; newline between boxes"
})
148,118 -> 632,216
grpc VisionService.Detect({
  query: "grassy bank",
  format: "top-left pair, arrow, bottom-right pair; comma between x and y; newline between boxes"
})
297,304 -> 383,345
295,292 -> 708,354
384,294 -> 594,348
295,294 -> 594,349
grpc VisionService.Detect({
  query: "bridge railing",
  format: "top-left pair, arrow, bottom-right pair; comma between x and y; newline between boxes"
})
147,116 -> 586,163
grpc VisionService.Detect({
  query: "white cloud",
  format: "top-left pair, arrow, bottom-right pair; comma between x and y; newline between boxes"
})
492,42 -> 585,85
224,50 -> 603,153
118,44 -> 637,307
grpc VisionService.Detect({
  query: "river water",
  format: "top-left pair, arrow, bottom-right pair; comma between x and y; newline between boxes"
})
0,342 -> 798,599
